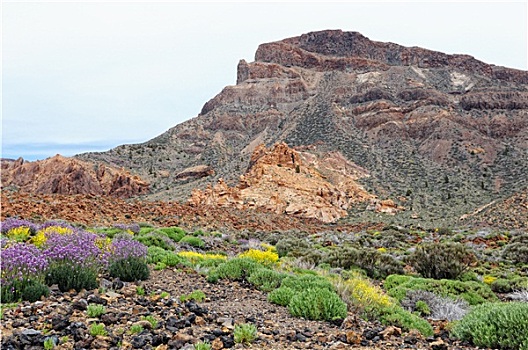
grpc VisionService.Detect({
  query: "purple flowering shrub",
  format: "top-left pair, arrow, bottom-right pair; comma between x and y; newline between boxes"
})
43,230 -> 109,292
1,243 -> 49,302
0,219 -> 151,296
0,218 -> 38,234
113,223 -> 141,235
108,238 -> 149,282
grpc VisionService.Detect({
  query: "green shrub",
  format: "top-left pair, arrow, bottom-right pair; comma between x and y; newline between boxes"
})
86,304 -> 106,318
136,286 -> 145,296
158,227 -> 186,242
179,235 -> 205,248
288,287 -> 347,321
451,302 -> 528,350
407,242 -> 476,280
194,342 -> 212,350
502,235 -> 528,265
322,247 -> 403,279
139,227 -> 155,235
147,247 -> 186,267
233,323 -> 257,344
275,237 -> 310,258
89,323 -> 108,336
280,274 -> 334,292
180,290 -> 206,303
109,257 -> 149,282
141,315 -> 158,328
375,305 -> 433,337
135,233 -> 173,250
247,268 -> 286,292
129,324 -> 143,334
385,275 -> 498,305
211,258 -> 262,281
45,264 -> 98,292
1,279 -> 50,303
268,287 -> 295,306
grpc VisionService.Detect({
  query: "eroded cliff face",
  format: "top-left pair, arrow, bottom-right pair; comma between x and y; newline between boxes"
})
189,143 -> 379,223
78,30 -> 528,225
1,155 -> 149,198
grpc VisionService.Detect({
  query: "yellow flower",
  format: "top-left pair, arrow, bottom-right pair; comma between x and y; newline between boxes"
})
377,247 -> 387,253
483,275 -> 497,285
30,231 -> 47,248
39,226 -> 73,236
178,251 -> 227,264
6,227 -> 31,241
238,249 -> 279,266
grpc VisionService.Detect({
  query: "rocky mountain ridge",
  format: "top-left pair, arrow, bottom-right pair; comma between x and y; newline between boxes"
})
1,155 -> 149,198
61,30 -> 528,225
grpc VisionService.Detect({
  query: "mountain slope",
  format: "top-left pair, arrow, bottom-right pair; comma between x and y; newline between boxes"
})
78,30 -> 528,225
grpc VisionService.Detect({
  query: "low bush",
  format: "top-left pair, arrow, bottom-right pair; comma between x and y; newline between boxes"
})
288,287 -> 347,321
401,289 -> 469,321
238,248 -> 279,267
275,237 -> 310,258
86,304 -> 106,318
385,274 -> 498,305
46,264 -> 98,292
209,258 -> 263,282
375,305 -> 434,337
233,323 -> 257,344
268,287 -> 295,306
147,246 -> 187,267
322,246 -> 403,279
180,290 -> 206,303
451,302 -> 528,350
108,257 -> 150,282
407,242 -> 476,280
158,227 -> 186,242
280,274 -> 334,292
135,233 -> 174,250
502,234 -> 528,265
179,235 -> 205,248
89,323 -> 108,337
247,268 -> 286,292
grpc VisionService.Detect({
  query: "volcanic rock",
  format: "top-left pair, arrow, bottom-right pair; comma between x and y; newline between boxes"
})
189,143 -> 374,223
1,155 -> 149,198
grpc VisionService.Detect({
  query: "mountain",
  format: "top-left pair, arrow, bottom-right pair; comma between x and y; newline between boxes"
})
78,30 -> 528,226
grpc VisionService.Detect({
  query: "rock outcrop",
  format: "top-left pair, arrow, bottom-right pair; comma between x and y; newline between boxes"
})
189,143 -> 374,223
1,155 -> 149,198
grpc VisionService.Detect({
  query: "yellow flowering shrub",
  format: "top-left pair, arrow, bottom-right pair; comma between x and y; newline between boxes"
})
95,237 -> 113,252
29,226 -> 74,247
178,251 -> 227,265
260,243 -> 277,253
331,272 -> 393,310
238,249 -> 279,267
39,226 -> 73,236
377,247 -> 387,253
6,227 -> 31,241
483,275 -> 497,285
30,231 -> 47,248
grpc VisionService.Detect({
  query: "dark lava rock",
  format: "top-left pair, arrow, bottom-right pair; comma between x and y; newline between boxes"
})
185,301 -> 207,316
51,315 -> 70,331
131,335 -> 148,348
87,294 -> 107,306
363,329 -> 379,340
101,312 -> 118,325
220,335 -> 235,348
72,298 -> 88,310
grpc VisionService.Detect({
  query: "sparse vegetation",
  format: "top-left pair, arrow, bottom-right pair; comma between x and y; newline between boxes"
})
233,323 -> 258,344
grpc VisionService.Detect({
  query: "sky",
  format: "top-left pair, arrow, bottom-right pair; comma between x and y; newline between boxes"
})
2,1 -> 527,161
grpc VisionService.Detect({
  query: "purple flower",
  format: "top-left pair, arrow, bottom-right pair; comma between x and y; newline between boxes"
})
113,223 -> 140,234
0,218 -> 38,234
39,221 -> 75,231
111,239 -> 148,262
43,229 -> 108,270
0,242 -> 48,284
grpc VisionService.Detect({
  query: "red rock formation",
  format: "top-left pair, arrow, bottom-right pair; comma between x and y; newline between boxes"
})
189,143 -> 375,223
1,155 -> 149,198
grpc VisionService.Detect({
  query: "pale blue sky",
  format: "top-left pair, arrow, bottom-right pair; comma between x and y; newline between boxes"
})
2,1 -> 527,160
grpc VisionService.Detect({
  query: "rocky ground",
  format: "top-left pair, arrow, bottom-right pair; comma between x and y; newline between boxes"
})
1,267 -> 473,350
